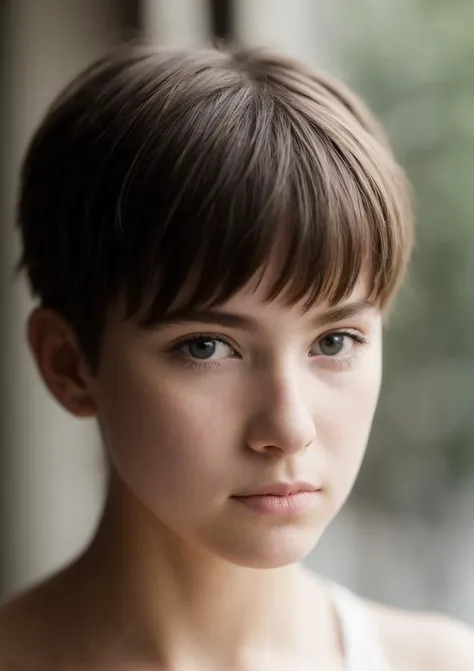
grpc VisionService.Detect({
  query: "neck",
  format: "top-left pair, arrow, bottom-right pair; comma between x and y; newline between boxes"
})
76,476 -> 337,669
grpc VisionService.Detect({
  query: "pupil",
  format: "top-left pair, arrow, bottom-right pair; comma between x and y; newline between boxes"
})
189,339 -> 216,359
320,334 -> 344,355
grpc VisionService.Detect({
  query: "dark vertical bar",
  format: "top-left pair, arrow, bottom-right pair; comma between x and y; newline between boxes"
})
118,0 -> 143,39
209,0 -> 234,42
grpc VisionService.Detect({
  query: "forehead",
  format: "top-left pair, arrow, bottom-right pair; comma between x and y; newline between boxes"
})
159,258 -> 374,325
152,233 -> 372,316
103,272 -> 379,353
219,272 -> 372,318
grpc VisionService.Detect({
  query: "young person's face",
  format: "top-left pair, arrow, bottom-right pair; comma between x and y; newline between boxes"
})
88,274 -> 382,568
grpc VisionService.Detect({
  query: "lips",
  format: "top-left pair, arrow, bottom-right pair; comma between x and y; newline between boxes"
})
234,482 -> 320,497
231,483 -> 321,516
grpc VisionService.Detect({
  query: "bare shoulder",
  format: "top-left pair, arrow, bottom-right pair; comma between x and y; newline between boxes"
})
367,599 -> 474,671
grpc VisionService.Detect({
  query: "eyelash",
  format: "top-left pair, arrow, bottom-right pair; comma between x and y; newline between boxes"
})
170,330 -> 368,371
322,330 -> 367,371
170,333 -> 239,370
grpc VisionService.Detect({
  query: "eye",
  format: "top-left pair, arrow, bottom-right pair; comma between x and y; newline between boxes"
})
175,335 -> 237,361
310,331 -> 365,357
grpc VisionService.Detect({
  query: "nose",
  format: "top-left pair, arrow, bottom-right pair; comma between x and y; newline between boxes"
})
244,370 -> 317,457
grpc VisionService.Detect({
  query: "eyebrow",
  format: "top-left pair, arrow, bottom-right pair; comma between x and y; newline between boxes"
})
142,300 -> 374,332
310,299 -> 375,328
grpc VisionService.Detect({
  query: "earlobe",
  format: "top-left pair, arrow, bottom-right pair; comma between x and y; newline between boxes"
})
27,307 -> 98,418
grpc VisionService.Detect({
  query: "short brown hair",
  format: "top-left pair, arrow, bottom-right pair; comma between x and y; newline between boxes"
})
17,45 -> 414,367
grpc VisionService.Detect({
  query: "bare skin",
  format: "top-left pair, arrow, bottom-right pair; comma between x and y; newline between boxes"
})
1,274 -> 473,670
1,545 -> 473,671
0,494 -> 346,671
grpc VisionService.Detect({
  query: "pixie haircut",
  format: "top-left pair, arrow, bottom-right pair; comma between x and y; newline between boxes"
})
17,45 -> 413,367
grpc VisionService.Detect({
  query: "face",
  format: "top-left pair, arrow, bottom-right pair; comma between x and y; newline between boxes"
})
83,276 -> 382,569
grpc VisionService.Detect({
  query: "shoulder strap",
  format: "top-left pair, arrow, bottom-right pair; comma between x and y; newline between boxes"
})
328,582 -> 392,671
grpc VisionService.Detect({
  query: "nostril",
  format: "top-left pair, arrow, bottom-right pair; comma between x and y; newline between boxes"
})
261,444 -> 284,457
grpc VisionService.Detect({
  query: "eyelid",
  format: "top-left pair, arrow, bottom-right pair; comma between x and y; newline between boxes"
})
170,332 -> 241,356
169,329 -> 367,349
316,327 -> 367,342
310,328 -> 368,359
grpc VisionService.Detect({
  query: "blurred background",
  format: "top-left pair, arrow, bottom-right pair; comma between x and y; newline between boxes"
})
1,0 -> 473,622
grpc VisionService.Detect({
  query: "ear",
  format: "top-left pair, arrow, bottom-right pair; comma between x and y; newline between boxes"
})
27,307 -> 97,418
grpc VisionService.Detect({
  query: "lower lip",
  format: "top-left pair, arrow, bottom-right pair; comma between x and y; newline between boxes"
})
232,491 -> 320,516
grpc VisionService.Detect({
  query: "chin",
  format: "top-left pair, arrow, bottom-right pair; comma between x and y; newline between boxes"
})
207,525 -> 324,569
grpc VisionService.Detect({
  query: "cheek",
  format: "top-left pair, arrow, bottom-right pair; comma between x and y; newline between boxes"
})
95,360 -> 240,516
320,350 -> 382,490
316,343 -> 382,476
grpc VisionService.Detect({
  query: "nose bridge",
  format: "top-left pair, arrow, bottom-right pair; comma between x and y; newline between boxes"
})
245,363 -> 316,455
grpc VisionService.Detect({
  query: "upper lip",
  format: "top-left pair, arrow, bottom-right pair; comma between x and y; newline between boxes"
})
234,482 -> 320,497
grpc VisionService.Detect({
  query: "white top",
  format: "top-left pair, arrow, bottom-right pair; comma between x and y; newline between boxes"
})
329,582 -> 392,671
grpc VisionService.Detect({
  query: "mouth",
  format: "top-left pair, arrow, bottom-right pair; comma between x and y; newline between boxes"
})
234,481 -> 320,497
231,482 -> 322,516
